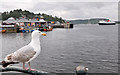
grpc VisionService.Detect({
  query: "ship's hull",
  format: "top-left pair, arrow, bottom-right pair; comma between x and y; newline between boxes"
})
98,23 -> 116,25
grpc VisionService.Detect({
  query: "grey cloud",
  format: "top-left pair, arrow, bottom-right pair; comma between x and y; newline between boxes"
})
0,1 -> 118,20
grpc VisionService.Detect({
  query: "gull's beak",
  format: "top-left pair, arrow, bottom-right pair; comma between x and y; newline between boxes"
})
41,33 -> 46,36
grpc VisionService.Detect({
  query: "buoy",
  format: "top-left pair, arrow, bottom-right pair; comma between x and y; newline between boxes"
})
44,29 -> 47,31
2,30 -> 6,33
76,66 -> 88,75
20,28 -> 23,30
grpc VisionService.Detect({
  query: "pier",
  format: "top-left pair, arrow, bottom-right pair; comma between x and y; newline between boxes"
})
53,24 -> 73,28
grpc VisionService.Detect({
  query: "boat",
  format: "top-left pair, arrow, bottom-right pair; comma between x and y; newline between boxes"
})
47,28 -> 52,31
98,20 -> 116,25
47,26 -> 53,31
22,30 -> 26,33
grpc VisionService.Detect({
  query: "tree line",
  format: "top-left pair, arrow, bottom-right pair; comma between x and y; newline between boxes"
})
1,9 -> 65,23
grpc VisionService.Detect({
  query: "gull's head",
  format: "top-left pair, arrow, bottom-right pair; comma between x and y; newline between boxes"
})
32,30 -> 46,38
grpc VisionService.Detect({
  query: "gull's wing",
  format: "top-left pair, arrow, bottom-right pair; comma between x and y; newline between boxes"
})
9,45 -> 36,62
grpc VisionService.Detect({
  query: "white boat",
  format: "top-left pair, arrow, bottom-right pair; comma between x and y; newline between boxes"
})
98,20 -> 116,25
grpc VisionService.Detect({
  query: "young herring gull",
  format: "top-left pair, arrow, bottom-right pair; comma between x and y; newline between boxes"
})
2,30 -> 46,70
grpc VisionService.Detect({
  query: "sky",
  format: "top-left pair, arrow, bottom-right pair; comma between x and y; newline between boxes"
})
0,0 -> 119,21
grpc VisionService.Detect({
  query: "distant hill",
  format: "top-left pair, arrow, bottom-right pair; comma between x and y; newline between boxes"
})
0,12 -> 1,20
1,9 -> 65,23
68,18 -> 109,24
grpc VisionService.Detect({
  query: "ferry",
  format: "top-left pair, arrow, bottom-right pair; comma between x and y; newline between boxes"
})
98,20 -> 116,25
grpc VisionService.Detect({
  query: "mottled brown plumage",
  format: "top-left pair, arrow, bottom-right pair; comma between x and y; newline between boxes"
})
2,61 -> 19,67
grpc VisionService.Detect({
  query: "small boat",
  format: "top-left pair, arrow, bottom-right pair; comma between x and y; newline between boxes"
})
39,28 -> 44,31
22,30 -> 26,33
98,20 -> 116,25
31,30 -> 34,32
47,28 -> 53,31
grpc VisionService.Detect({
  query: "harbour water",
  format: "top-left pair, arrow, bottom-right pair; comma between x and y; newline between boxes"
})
1,24 -> 118,73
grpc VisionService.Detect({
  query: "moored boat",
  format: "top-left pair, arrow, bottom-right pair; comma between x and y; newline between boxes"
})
47,28 -> 52,31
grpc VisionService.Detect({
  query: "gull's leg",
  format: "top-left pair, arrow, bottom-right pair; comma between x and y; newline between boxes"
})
28,62 -> 35,71
23,62 -> 25,70
23,62 -> 29,70
28,62 -> 31,69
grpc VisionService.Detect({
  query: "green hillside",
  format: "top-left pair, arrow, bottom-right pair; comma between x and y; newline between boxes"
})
1,9 -> 65,23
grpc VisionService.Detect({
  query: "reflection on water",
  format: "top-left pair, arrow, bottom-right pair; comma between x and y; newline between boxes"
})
1,24 -> 118,73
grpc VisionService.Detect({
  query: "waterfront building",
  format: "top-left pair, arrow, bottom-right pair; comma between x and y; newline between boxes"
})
1,17 -> 18,32
1,16 -> 52,32
3,17 -> 16,23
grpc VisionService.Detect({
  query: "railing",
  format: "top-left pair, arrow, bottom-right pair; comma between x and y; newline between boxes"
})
0,62 -> 87,75
0,66 -> 48,75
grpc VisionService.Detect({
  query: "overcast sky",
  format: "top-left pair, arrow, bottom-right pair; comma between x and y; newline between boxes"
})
0,0 -> 119,20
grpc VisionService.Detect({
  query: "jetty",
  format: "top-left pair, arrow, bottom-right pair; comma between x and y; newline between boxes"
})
53,23 -> 73,28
